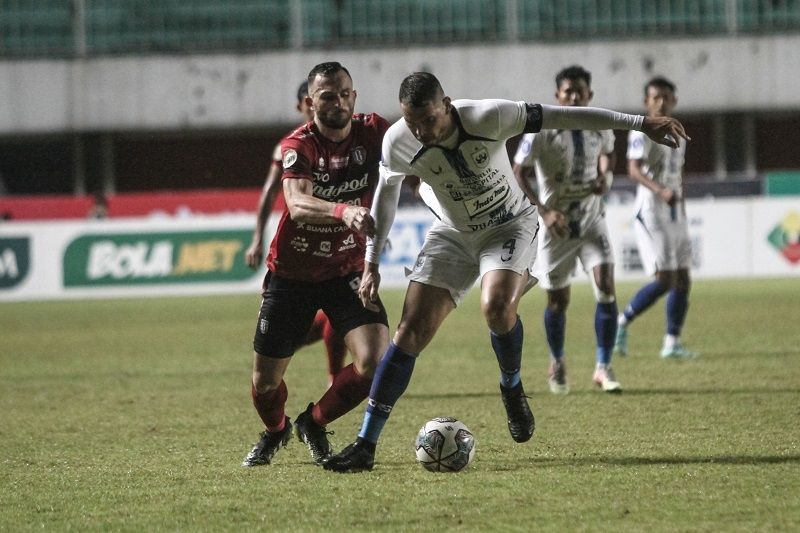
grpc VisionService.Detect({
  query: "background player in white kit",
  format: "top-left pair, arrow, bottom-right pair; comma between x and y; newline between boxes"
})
512,65 -> 621,394
324,72 -> 689,473
614,77 -> 697,359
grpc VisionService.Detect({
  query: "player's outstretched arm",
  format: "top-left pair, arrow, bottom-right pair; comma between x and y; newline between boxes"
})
539,105 -> 689,149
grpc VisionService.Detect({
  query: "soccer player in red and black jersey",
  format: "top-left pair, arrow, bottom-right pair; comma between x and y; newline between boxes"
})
242,62 -> 391,467
244,80 -> 347,386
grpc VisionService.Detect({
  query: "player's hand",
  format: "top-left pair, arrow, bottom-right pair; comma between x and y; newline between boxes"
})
541,208 -> 568,238
244,241 -> 263,270
342,205 -> 376,237
642,116 -> 690,148
658,187 -> 677,207
358,262 -> 382,312
590,176 -> 608,196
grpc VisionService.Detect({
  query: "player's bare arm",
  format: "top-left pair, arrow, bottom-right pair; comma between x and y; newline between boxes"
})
512,162 -> 568,238
245,162 -> 283,269
283,178 -> 376,236
358,261 -> 382,312
591,152 -> 616,195
627,159 -> 676,207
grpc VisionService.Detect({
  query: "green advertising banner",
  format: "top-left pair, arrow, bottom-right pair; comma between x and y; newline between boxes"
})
0,237 -> 30,289
63,230 -> 258,287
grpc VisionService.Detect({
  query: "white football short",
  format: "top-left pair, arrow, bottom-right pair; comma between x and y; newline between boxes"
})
634,202 -> 692,276
535,215 -> 614,290
406,208 -> 539,305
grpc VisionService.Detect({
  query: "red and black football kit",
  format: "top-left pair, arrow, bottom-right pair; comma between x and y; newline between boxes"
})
253,113 -> 390,357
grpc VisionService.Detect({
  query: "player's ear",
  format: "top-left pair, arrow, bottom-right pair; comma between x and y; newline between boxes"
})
588,90 -> 594,102
443,96 -> 452,112
353,89 -> 358,101
305,95 -> 314,110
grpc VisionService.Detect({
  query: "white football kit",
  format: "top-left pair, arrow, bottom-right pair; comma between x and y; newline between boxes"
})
367,99 -> 645,304
627,130 -> 691,275
513,128 -> 616,290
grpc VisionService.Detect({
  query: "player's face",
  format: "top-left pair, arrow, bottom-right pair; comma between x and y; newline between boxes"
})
309,70 -> 356,130
644,86 -> 677,117
555,78 -> 592,107
401,97 -> 453,146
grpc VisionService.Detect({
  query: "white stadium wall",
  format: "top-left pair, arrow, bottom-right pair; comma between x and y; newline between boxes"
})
2,35 -> 800,134
1,197 -> 798,302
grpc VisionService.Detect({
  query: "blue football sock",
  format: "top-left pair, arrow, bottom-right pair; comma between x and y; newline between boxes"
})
491,316 -> 523,388
358,342 -> 417,444
623,280 -> 669,322
595,301 -> 618,364
666,288 -> 689,336
543,307 -> 566,360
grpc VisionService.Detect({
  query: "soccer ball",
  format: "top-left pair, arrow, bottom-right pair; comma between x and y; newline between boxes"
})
414,417 -> 476,472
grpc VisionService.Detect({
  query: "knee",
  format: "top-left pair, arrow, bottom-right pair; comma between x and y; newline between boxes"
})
395,320 -> 434,354
481,296 -> 517,333
546,293 -> 570,314
252,369 -> 281,394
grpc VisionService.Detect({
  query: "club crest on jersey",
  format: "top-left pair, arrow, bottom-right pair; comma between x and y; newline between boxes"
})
318,157 -> 326,169
351,146 -> 366,165
282,149 -> 298,169
470,146 -> 489,168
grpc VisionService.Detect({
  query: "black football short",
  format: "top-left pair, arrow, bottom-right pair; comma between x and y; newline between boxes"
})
252,270 -> 388,358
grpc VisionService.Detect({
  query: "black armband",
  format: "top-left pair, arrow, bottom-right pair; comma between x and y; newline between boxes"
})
523,103 -> 543,133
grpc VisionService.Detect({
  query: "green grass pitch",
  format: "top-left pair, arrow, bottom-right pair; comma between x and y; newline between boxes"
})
2,278 -> 799,531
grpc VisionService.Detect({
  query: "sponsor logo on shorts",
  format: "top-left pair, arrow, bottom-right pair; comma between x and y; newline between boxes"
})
282,149 -> 298,169
413,255 -> 426,273
259,318 -> 268,334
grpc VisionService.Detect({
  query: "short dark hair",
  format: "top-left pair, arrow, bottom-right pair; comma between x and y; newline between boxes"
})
645,76 -> 676,97
555,65 -> 592,88
307,62 -> 352,87
398,72 -> 443,107
296,81 -> 308,103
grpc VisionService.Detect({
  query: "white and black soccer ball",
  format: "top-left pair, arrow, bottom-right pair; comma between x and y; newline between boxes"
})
414,417 -> 476,472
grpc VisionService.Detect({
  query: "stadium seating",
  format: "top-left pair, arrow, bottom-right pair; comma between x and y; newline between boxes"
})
1,0 -> 798,58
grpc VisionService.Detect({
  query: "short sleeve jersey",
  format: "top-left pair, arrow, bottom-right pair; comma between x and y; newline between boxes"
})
267,113 -> 389,281
627,130 -> 686,209
513,129 -> 615,228
381,99 -> 536,232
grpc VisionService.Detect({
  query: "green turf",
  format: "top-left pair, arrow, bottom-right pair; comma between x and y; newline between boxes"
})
2,278 -> 799,531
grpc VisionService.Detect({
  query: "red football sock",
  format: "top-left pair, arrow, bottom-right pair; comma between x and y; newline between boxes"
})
251,380 -> 288,432
312,364 -> 371,426
323,318 -> 347,380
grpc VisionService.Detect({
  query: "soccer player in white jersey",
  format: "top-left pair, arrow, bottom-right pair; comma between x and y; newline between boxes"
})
512,65 -> 621,395
323,72 -> 689,473
614,77 -> 697,359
